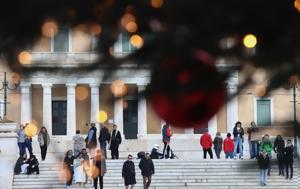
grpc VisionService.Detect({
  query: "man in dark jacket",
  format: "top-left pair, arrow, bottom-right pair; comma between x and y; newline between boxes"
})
139,153 -> 155,189
85,123 -> 97,157
26,155 -> 39,175
233,121 -> 244,160
284,139 -> 294,180
273,135 -> 285,176
150,144 -> 163,159
258,150 -> 270,186
98,123 -> 110,159
122,154 -> 136,189
93,149 -> 107,189
110,124 -> 122,159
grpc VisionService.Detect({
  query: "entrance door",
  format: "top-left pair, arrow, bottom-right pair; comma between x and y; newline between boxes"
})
193,121 -> 209,134
123,99 -> 138,139
52,100 -> 67,135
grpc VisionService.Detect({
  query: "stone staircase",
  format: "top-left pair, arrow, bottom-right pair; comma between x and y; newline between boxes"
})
13,159 -> 300,189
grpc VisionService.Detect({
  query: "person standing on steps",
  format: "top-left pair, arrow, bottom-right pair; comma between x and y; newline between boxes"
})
258,150 -> 270,186
247,121 -> 259,159
74,152 -> 86,189
273,135 -> 285,176
93,149 -> 107,189
98,123 -> 110,159
38,126 -> 50,161
17,124 -> 26,156
161,123 -> 172,159
85,123 -> 97,158
259,134 -> 272,176
284,139 -> 294,180
223,133 -> 234,159
110,124 -> 122,159
200,132 -> 213,159
73,130 -> 85,157
122,154 -> 136,189
64,150 -> 75,189
213,132 -> 223,159
24,123 -> 34,157
139,153 -> 155,189
233,121 -> 244,160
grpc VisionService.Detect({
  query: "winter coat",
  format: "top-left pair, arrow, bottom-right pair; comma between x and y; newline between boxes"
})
223,137 -> 234,153
162,125 -> 171,143
38,132 -> 50,147
73,135 -> 85,153
14,156 -> 26,175
26,156 -> 39,174
213,136 -> 223,150
273,138 -> 285,154
200,132 -> 213,149
85,126 -> 97,149
64,156 -> 75,173
284,145 -> 294,163
233,126 -> 244,139
122,160 -> 136,185
139,158 -> 155,177
94,155 -> 107,176
258,154 -> 270,169
98,127 -> 110,144
110,130 -> 122,151
259,139 -> 273,155
150,148 -> 163,159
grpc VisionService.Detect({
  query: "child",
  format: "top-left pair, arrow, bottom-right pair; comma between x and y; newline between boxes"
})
223,133 -> 234,159
258,150 -> 270,186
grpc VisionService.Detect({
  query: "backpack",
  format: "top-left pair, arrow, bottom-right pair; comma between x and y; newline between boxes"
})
166,127 -> 172,137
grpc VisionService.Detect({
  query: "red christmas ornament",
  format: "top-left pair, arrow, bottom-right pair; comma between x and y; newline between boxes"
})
147,49 -> 227,128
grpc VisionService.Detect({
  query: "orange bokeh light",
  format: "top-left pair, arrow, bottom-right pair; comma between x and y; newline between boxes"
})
254,84 -> 267,97
121,13 -> 136,28
41,20 -> 58,38
295,0 -> 300,12
125,21 -> 138,33
130,34 -> 144,48
151,0 -> 164,8
91,24 -> 102,35
76,86 -> 89,101
18,51 -> 32,65
110,80 -> 128,97
57,162 -> 72,182
11,72 -> 21,84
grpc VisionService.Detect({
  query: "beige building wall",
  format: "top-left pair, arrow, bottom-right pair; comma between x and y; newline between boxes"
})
238,90 -> 254,128
72,28 -> 92,52
217,104 -> 227,133
31,86 -> 43,131
31,37 -> 51,52
99,84 -> 114,132
147,100 -> 161,134
76,84 -> 91,134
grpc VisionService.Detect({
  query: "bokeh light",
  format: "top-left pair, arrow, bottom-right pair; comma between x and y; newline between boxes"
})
254,84 -> 267,97
91,24 -> 102,35
121,13 -> 136,28
24,123 -> 38,137
151,0 -> 164,8
130,34 -> 144,48
89,164 -> 100,178
243,34 -> 257,48
41,20 -> 58,38
295,0 -> 300,12
18,51 -> 32,65
76,86 -> 89,101
11,72 -> 21,84
110,80 -> 128,97
125,21 -> 138,33
289,75 -> 300,86
96,110 -> 108,123
57,163 -> 72,182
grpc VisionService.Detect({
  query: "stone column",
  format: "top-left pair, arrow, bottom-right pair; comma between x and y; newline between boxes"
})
66,83 -> 77,139
42,83 -> 52,136
208,115 -> 218,135
114,97 -> 124,137
138,85 -> 147,138
90,84 -> 100,134
20,83 -> 32,124
227,72 -> 239,133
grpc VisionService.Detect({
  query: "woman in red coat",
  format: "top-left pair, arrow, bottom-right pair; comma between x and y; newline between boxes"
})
200,132 -> 213,159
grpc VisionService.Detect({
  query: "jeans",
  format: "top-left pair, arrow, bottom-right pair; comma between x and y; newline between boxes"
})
100,143 -> 107,159
203,148 -> 213,159
24,141 -> 33,157
285,161 -> 293,179
234,136 -> 243,159
225,152 -> 233,159
267,154 -> 272,175
18,142 -> 25,156
143,176 -> 152,189
249,141 -> 258,159
93,175 -> 103,189
40,145 -> 48,160
277,153 -> 285,175
260,169 -> 268,186
163,142 -> 170,158
214,148 -> 221,159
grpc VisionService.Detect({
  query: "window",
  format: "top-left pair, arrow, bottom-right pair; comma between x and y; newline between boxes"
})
256,99 -> 272,126
53,27 -> 70,52
122,33 -> 136,53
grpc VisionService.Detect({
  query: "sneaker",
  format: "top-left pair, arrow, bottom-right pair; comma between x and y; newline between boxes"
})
233,157 -> 237,160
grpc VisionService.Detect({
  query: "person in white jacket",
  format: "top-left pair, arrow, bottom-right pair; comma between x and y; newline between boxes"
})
37,127 -> 50,161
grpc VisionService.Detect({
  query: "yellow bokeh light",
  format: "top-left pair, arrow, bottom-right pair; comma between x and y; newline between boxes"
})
96,110 -> 108,123
110,80 -> 127,97
41,20 -> 58,38
18,51 -> 32,65
130,34 -> 144,48
125,21 -> 138,33
151,0 -> 164,8
295,0 -> 300,12
76,86 -> 89,101
243,34 -> 257,48
24,123 -> 38,137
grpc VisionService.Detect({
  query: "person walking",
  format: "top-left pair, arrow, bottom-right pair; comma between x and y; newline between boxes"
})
38,127 -> 50,161
284,139 -> 294,180
73,130 -> 85,157
64,150 -> 75,189
233,121 -> 244,160
161,123 -> 172,159
247,121 -> 259,159
258,150 -> 270,186
74,152 -> 86,189
200,132 -> 213,159
98,123 -> 110,159
93,149 -> 107,189
110,124 -> 122,159
223,133 -> 235,159
122,154 -> 136,189
213,132 -> 223,159
259,134 -> 273,176
139,153 -> 155,189
17,124 -> 26,156
85,123 -> 97,158
273,135 -> 285,176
